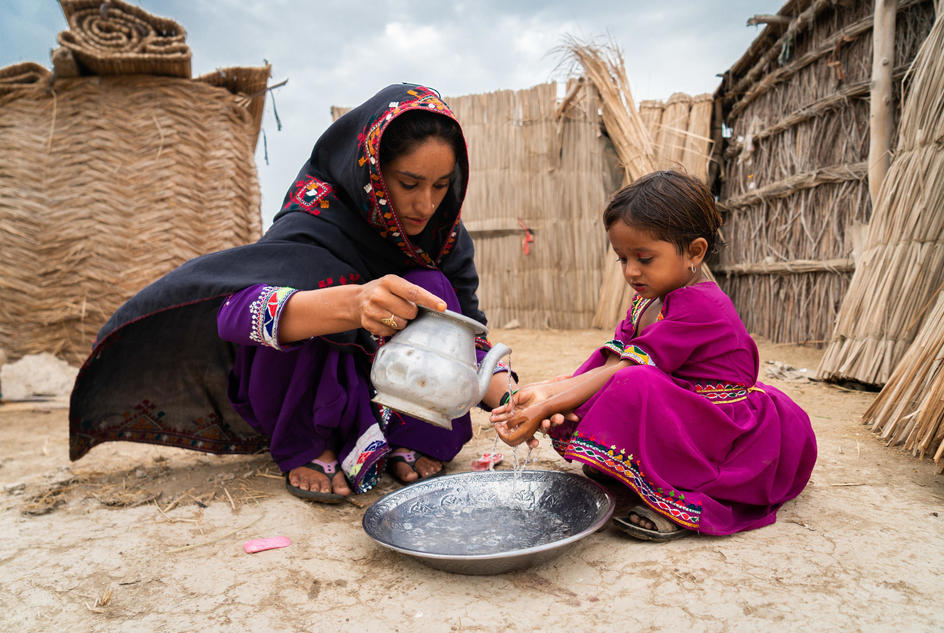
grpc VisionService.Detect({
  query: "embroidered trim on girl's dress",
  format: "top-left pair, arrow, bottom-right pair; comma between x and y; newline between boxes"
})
248,286 -> 298,350
555,430 -> 702,529
694,382 -> 766,404
630,294 -> 663,329
341,422 -> 389,493
602,339 -> 657,367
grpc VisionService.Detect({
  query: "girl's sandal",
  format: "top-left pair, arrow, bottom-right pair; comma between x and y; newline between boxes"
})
387,449 -> 444,485
613,505 -> 690,542
284,458 -> 347,504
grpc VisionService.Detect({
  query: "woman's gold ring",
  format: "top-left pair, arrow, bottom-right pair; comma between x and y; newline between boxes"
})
381,313 -> 399,329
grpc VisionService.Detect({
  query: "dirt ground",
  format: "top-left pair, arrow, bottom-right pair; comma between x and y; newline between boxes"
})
1,328 -> 942,633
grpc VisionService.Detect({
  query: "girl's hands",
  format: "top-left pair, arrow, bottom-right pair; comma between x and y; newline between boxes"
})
354,275 -> 446,336
490,381 -> 578,448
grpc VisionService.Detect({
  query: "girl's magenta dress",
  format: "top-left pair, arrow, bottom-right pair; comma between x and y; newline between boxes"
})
550,282 -> 817,535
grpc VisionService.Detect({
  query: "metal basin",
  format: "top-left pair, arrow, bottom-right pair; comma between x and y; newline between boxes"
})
362,470 -> 615,575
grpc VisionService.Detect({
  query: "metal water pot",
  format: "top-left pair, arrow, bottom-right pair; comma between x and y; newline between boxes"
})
370,306 -> 511,428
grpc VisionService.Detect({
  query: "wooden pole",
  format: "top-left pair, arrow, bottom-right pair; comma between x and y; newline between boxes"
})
869,0 -> 897,206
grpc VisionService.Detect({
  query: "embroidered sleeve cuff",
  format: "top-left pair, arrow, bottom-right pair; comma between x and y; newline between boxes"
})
249,285 -> 299,350
619,344 -> 656,366
603,339 -> 625,356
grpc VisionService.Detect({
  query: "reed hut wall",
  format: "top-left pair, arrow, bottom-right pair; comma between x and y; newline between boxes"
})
448,83 -> 621,329
0,3 -> 268,365
712,0 -> 935,346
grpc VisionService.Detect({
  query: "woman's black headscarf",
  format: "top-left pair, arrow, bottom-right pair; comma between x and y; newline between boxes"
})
69,83 -> 486,461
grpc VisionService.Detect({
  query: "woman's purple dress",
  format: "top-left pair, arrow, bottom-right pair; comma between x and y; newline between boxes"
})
216,269 -> 503,493
549,282 -> 817,535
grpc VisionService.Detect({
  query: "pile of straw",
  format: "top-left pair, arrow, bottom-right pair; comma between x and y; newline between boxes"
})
818,4 -> 944,385
56,0 -> 191,78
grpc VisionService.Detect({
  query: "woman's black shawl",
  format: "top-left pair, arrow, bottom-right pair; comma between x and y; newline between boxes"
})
69,83 -> 485,461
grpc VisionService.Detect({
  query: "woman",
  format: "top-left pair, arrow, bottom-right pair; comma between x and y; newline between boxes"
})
70,83 -> 513,501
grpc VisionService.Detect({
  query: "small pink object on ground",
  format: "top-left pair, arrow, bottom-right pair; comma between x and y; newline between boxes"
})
471,452 -> 504,471
243,536 -> 291,554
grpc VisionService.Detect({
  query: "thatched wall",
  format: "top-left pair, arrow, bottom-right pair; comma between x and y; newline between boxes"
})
450,82 -> 621,329
0,1 -> 268,364
713,0 -> 936,345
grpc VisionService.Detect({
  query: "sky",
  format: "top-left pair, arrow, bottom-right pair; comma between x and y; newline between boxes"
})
1,0 -> 782,227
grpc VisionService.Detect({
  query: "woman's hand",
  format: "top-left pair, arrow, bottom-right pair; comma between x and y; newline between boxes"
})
353,274 -> 446,336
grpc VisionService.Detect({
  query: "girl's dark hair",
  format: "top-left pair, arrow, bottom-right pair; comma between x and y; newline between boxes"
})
603,170 -> 723,255
379,109 -> 464,169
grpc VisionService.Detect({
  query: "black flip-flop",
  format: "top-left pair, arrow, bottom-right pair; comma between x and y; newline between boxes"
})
613,505 -> 690,542
387,449 -> 444,485
284,459 -> 347,504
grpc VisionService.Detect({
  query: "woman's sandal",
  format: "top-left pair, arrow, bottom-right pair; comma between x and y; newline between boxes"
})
284,458 -> 347,504
613,504 -> 691,542
387,449 -> 444,485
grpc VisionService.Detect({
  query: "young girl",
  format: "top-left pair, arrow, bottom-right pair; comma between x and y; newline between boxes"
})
491,170 -> 817,540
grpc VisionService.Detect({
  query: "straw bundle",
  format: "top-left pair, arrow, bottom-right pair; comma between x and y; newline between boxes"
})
682,93 -> 714,182
0,62 -> 51,95
863,288 -> 944,472
561,39 -> 656,183
657,92 -> 692,168
0,76 -> 263,364
638,100 -> 664,137
818,6 -> 944,385
56,0 -> 191,78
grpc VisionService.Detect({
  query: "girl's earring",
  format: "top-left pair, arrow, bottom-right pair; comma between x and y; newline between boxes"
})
690,264 -> 696,273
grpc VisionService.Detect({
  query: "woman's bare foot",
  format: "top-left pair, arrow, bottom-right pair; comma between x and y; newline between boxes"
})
287,449 -> 351,496
388,448 -> 443,483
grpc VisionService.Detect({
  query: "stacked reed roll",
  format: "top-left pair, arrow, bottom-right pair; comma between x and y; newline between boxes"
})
0,63 -> 51,95
56,0 -> 191,78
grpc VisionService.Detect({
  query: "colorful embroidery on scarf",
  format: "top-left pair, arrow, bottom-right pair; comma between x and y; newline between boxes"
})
695,381 -> 766,404
341,423 -> 389,493
474,335 -> 491,353
317,272 -> 361,289
359,86 -> 463,268
556,430 -> 702,529
285,175 -> 333,214
249,285 -> 298,349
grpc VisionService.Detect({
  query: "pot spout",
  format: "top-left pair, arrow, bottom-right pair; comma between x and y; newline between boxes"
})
477,343 -> 511,402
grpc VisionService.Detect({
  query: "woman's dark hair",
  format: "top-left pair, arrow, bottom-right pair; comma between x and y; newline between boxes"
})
379,109 -> 464,169
603,170 -> 723,255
